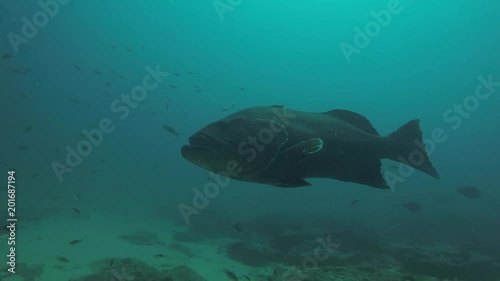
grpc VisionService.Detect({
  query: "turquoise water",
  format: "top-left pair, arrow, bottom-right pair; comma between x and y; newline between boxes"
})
1,1 -> 499,280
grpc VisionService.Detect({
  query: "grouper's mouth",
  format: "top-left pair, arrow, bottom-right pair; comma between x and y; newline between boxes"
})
181,132 -> 221,162
181,133 -> 227,170
187,132 -> 220,148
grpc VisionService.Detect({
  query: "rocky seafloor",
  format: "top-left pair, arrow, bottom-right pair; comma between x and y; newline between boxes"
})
1,212 -> 499,281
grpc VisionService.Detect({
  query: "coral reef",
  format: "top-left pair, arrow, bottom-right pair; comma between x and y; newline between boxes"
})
0,263 -> 44,281
70,258 -> 207,281
226,241 -> 288,267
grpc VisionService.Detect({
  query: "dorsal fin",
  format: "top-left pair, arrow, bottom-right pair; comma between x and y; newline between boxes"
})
322,109 -> 379,135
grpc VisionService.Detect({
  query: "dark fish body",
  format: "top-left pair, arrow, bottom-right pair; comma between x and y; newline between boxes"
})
457,185 -> 481,199
69,239 -> 83,245
233,222 -> 243,232
403,202 -> 422,212
181,106 -> 439,189
56,256 -> 69,263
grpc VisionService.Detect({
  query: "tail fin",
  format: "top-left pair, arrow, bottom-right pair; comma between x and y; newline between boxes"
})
387,120 -> 440,179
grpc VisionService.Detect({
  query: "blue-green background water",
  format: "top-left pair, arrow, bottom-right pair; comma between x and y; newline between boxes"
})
1,1 -> 499,280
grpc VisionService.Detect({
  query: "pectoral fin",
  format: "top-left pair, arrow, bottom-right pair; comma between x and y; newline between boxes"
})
282,138 -> 324,160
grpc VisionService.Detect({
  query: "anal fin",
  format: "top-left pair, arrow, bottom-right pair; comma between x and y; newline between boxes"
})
328,157 -> 389,189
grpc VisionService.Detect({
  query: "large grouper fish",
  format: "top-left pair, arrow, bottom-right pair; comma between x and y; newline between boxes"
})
181,106 -> 439,189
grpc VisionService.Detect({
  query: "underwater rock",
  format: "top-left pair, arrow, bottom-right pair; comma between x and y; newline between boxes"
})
269,233 -> 315,254
0,263 -> 44,281
168,265 -> 208,281
71,258 -> 207,281
386,241 -> 500,280
86,257 -> 159,280
265,266 -> 336,281
261,264 -> 411,281
226,241 -> 287,267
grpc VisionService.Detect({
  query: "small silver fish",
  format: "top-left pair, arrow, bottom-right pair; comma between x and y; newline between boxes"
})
162,125 -> 180,138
